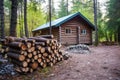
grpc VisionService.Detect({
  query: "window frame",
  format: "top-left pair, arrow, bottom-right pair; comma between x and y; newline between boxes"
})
65,27 -> 72,34
81,29 -> 87,35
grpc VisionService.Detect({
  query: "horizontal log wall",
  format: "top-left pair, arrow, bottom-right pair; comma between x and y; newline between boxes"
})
33,16 -> 93,45
60,16 -> 92,44
61,26 -> 77,44
35,28 -> 59,41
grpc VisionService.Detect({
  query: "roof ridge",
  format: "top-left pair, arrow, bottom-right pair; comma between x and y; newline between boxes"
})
32,12 -> 95,32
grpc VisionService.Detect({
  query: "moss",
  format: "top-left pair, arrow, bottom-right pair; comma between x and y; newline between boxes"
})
38,67 -> 51,74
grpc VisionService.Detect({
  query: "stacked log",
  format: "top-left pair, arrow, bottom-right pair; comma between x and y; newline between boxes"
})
0,35 -> 63,73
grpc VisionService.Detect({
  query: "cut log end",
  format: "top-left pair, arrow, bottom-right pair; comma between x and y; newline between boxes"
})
30,62 -> 38,69
19,55 -> 25,61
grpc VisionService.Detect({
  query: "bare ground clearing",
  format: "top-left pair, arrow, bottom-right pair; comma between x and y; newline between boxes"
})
44,46 -> 120,80
1,46 -> 120,80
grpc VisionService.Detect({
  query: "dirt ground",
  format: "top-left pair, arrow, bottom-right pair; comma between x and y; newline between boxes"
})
43,45 -> 120,80
1,45 -> 120,80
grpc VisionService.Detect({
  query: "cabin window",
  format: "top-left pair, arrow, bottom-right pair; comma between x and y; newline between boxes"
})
81,29 -> 86,35
65,28 -> 71,34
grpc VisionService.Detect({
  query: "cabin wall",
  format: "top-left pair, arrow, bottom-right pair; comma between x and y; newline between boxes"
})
60,16 -> 92,44
33,16 -> 93,45
60,25 -> 77,44
33,28 -> 59,41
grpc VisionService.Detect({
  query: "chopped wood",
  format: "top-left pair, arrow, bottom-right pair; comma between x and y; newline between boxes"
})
21,44 -> 27,50
38,35 -> 54,39
26,42 -> 32,48
0,35 -> 64,73
9,48 -> 25,54
40,47 -> 45,53
27,39 -> 35,43
27,53 -> 33,58
35,42 -> 45,46
33,51 -> 37,55
33,37 -> 50,44
34,55 -> 38,60
37,58 -> 42,63
29,62 -> 38,69
8,42 -> 23,48
7,52 -> 25,61
11,60 -> 28,67
26,58 -> 31,63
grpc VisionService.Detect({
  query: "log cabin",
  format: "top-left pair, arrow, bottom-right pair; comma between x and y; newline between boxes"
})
32,12 -> 95,45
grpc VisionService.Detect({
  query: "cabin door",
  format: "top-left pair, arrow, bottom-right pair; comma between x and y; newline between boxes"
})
77,26 -> 80,44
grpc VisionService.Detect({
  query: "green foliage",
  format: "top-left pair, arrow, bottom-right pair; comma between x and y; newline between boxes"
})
4,0 -> 119,44
97,2 -> 106,41
16,1 -> 46,37
51,0 -> 57,20
58,0 -> 68,18
71,0 -> 94,23
106,0 -> 120,42
27,1 -> 46,36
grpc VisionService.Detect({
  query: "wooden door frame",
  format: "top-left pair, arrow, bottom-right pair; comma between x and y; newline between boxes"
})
77,26 -> 80,44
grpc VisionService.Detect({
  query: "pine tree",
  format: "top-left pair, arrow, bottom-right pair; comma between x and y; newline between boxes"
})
0,0 -> 5,38
10,0 -> 18,36
58,0 -> 68,18
93,0 -> 98,46
24,0 -> 29,37
107,0 -> 120,44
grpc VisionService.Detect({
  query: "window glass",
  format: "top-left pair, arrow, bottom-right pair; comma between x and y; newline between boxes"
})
81,29 -> 86,34
65,28 -> 71,34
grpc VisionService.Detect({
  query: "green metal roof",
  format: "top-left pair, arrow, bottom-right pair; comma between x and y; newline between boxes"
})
32,12 -> 95,32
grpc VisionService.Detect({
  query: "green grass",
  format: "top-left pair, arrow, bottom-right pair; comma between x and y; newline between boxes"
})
38,67 -> 51,74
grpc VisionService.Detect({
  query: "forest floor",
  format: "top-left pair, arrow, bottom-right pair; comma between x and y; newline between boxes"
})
1,45 -> 120,80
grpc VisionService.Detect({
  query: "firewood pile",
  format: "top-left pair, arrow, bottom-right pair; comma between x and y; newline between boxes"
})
0,35 -> 63,73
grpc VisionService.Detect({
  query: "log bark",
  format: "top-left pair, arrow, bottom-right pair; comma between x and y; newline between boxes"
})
8,42 -> 27,50
7,52 -> 25,61
26,42 -> 31,48
9,48 -> 25,54
11,60 -> 28,67
0,39 -> 7,45
0,35 -> 64,73
27,39 -> 35,43
8,42 -> 23,47
30,37 -> 50,44
45,47 -> 51,53
35,42 -> 45,46
38,35 -> 54,39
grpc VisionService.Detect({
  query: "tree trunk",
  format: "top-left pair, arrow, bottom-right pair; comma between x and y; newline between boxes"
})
10,0 -> 18,37
0,0 -> 5,38
105,31 -> 109,42
109,34 -> 112,42
49,0 -> 52,34
114,32 -> 117,42
66,0 -> 69,15
24,0 -> 29,37
21,1 -> 24,37
118,26 -> 120,44
93,0 -> 98,46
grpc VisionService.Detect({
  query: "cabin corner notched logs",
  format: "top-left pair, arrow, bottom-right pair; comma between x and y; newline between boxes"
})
0,35 -> 63,73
